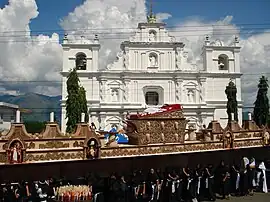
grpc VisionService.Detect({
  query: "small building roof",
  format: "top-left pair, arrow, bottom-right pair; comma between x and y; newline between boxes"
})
0,102 -> 19,109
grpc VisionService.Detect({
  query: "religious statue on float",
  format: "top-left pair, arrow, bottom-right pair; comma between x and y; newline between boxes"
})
8,141 -> 23,164
225,80 -> 238,122
86,140 -> 99,160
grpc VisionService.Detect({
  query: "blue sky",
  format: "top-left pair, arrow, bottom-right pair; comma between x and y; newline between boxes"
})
1,0 -> 270,35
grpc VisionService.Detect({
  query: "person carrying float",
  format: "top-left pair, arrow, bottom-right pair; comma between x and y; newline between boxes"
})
247,157 -> 256,195
204,164 -> 216,201
146,168 -> 159,202
239,157 -> 249,196
182,166 -> 198,202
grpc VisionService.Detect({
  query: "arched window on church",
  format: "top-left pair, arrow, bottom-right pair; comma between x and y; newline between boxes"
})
149,30 -> 157,42
149,52 -> 158,67
218,54 -> 229,70
145,91 -> 159,106
75,53 -> 87,70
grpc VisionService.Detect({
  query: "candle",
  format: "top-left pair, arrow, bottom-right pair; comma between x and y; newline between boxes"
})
231,113 -> 234,121
50,112 -> 54,122
81,113 -> 85,123
16,110 -> 20,123
248,112 -> 252,121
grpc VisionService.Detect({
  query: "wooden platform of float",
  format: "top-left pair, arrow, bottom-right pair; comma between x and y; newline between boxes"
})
0,105 -> 269,166
0,118 -> 269,165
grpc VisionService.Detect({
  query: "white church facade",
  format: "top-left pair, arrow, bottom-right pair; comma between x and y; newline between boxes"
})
60,14 -> 242,132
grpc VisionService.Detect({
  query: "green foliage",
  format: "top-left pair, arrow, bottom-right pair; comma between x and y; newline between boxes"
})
24,121 -> 46,134
254,76 -> 269,127
79,86 -> 89,123
65,68 -> 89,133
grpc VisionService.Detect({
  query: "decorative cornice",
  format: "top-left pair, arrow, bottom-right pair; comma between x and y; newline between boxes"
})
203,45 -> 241,50
62,43 -> 100,49
121,41 -> 184,48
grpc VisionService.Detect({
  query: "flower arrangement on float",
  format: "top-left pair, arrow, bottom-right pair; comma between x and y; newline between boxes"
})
56,185 -> 92,201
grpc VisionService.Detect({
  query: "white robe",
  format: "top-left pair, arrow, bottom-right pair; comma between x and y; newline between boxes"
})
12,148 -> 18,162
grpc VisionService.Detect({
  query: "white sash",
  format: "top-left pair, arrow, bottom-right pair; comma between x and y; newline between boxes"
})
134,187 -> 138,197
205,178 -> 208,189
236,173 -> 240,190
93,192 -> 102,202
172,181 -> 175,193
197,177 -> 201,194
157,180 -> 162,200
151,184 -> 156,200
187,179 -> 192,190
176,180 -> 180,188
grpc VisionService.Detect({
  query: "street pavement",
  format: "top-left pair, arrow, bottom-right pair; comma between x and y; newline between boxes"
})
216,193 -> 269,201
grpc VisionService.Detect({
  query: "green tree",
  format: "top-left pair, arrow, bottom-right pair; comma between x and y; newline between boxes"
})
65,68 -> 82,133
24,121 -> 46,133
254,76 -> 269,127
79,86 -> 89,123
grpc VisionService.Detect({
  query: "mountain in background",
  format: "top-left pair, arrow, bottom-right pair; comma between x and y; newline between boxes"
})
0,93 -> 61,123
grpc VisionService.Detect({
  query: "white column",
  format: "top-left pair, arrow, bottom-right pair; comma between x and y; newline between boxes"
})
81,113 -> 85,123
248,112 -> 252,121
16,110 -> 20,123
50,112 -> 54,123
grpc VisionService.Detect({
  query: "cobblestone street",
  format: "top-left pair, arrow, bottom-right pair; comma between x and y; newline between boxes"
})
216,193 -> 270,201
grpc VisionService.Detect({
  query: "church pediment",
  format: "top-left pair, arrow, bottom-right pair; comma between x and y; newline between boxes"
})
106,116 -> 122,122
145,50 -> 163,54
183,82 -> 198,88
107,80 -> 121,87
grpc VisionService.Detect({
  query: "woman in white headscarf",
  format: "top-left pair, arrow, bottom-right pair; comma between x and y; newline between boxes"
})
257,162 -> 268,193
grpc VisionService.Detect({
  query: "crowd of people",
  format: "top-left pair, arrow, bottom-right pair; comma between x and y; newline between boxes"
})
0,157 -> 269,202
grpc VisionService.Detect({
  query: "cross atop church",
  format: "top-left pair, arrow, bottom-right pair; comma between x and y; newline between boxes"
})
147,0 -> 157,23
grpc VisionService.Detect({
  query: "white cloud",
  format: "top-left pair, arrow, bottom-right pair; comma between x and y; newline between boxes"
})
0,0 -> 62,96
156,12 -> 172,22
1,0 -> 270,108
60,0 -> 147,68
